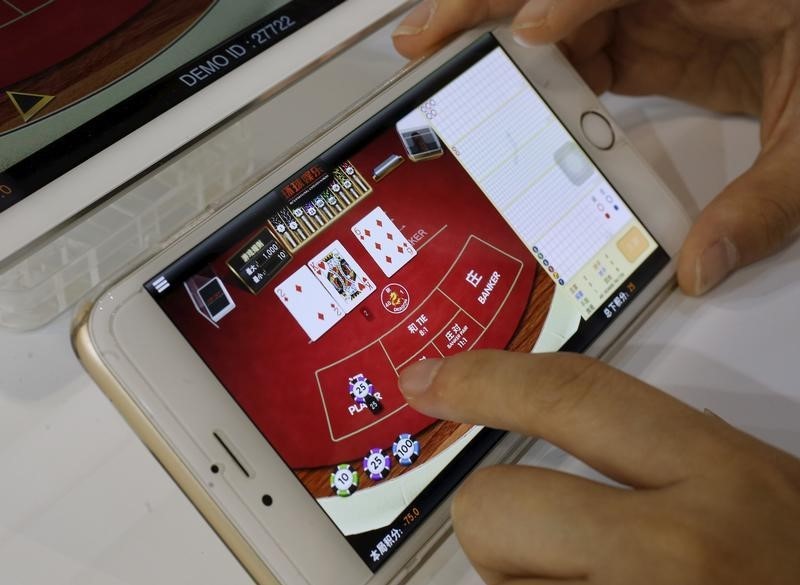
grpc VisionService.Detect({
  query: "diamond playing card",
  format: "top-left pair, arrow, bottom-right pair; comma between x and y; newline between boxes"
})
351,207 -> 416,277
308,240 -> 375,313
274,266 -> 344,341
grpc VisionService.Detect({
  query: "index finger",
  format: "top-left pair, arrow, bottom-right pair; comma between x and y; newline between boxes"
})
511,0 -> 635,45
392,0 -> 528,58
398,350 -> 728,488
392,0 -> 633,59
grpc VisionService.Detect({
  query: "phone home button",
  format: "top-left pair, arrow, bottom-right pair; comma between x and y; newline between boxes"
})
580,111 -> 615,150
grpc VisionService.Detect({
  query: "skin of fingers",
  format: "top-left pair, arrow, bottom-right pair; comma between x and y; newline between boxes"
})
459,476 -> 708,585
398,351 -> 738,488
451,465 -> 625,580
677,137 -> 800,295
512,0 -> 633,45
573,50 -> 615,94
394,0 -> 784,114
394,0 -> 800,293
472,459 -> 800,585
558,12 -> 615,64
470,472 -> 800,585
606,5 -> 800,293
392,0 -> 528,57
501,581 -> 588,585
400,352 -> 800,584
598,5 -> 763,113
525,2 -> 800,294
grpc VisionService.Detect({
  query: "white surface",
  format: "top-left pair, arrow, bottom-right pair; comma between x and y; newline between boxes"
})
2,24 -> 796,585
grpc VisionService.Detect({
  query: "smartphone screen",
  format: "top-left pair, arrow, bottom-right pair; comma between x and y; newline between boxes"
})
145,34 -> 668,571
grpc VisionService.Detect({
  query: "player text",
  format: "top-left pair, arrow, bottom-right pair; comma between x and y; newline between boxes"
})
348,392 -> 383,415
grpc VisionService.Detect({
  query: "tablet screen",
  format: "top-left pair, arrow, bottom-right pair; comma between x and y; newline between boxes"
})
0,0 -> 344,212
146,34 -> 669,571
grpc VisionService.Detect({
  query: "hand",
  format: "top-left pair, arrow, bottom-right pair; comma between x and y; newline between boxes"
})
398,351 -> 800,584
393,0 -> 800,295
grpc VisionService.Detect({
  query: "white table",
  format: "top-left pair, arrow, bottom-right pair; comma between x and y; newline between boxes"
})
3,22 -> 797,585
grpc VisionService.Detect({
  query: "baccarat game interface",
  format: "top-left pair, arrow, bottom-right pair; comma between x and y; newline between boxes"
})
147,37 -> 669,570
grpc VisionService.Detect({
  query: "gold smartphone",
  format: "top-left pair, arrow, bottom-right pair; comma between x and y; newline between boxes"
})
74,25 -> 690,585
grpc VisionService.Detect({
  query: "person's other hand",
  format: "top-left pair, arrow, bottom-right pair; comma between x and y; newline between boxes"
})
399,351 -> 800,584
393,0 -> 800,295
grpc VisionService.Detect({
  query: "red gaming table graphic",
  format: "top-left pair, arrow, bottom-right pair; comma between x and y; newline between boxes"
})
316,236 -> 524,442
158,127 -> 539,470
0,0 -> 213,133
0,0 -> 153,89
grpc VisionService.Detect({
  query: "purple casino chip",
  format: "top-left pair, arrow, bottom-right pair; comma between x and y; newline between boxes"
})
363,448 -> 391,481
348,373 -> 374,404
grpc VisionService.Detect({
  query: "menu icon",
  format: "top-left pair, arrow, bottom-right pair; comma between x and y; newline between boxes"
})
152,276 -> 170,293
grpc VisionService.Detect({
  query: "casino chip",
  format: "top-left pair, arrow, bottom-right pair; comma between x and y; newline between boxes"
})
348,373 -> 374,404
363,448 -> 391,481
392,433 -> 420,466
330,464 -> 359,497
364,393 -> 383,415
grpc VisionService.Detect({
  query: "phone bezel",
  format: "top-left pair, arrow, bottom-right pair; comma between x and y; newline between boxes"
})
75,25 -> 691,585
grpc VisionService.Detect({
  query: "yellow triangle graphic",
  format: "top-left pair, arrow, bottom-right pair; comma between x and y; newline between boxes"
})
6,91 -> 55,122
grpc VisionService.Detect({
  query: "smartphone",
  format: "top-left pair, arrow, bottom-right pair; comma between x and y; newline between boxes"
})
73,25 -> 691,585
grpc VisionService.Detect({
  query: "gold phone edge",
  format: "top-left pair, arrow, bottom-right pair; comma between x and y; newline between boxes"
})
71,302 -> 281,585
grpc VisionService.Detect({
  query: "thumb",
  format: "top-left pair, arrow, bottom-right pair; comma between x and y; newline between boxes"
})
392,0 -> 630,59
397,350 -> 727,488
392,0 -> 528,59
678,142 -> 800,295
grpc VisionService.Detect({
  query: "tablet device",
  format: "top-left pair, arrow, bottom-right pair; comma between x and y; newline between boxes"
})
73,25 -> 691,585
0,0 -> 411,265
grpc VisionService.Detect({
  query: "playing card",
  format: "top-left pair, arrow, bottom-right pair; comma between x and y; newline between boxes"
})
352,207 -> 416,277
308,240 -> 375,312
274,266 -> 344,341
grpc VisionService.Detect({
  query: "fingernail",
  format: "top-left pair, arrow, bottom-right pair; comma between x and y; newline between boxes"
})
695,237 -> 739,295
512,0 -> 554,44
399,358 -> 443,396
392,0 -> 437,37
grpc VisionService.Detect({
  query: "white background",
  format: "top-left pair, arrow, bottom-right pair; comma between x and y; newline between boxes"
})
3,13 -> 797,585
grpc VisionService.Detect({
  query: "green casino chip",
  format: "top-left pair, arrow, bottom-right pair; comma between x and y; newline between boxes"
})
330,463 -> 359,497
